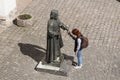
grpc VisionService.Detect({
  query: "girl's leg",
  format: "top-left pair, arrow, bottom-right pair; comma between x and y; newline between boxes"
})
77,50 -> 82,66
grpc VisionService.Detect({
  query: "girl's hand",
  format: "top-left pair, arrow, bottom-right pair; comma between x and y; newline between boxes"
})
75,51 -> 78,55
67,31 -> 70,35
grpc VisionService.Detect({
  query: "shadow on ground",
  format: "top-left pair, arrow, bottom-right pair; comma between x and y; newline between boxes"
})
62,54 -> 77,66
13,18 -> 22,27
62,54 -> 74,61
116,0 -> 120,2
13,18 -> 18,26
18,43 -> 46,63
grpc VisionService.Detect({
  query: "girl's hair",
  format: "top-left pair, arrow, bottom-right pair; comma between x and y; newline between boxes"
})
72,28 -> 81,37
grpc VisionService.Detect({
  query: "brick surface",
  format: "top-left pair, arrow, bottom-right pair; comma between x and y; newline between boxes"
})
0,0 -> 120,80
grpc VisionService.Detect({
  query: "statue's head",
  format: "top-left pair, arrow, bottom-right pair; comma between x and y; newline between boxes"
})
50,9 -> 59,20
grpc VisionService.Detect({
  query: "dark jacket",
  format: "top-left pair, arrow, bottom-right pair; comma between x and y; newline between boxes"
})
74,38 -> 82,52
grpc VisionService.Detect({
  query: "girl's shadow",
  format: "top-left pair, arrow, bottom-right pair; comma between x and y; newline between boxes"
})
18,43 -> 46,63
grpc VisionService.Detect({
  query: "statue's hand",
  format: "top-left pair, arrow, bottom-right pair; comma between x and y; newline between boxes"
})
65,26 -> 69,31
67,30 -> 70,35
67,31 -> 70,35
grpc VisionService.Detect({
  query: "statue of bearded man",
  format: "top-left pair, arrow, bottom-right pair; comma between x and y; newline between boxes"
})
46,10 -> 68,63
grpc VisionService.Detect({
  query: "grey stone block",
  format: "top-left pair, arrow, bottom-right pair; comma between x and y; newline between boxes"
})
35,54 -> 73,76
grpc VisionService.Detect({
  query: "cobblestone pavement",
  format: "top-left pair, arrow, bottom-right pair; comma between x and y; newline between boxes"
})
0,20 -> 9,34
0,0 -> 120,80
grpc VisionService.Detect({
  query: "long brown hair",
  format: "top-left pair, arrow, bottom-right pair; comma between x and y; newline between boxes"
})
72,28 -> 81,38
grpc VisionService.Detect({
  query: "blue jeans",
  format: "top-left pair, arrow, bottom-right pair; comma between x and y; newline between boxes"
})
77,50 -> 82,66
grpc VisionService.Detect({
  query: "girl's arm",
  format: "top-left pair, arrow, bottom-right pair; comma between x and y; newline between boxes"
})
68,31 -> 76,40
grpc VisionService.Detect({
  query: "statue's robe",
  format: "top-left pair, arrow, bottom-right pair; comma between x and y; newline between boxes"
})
46,10 -> 68,63
46,19 -> 67,63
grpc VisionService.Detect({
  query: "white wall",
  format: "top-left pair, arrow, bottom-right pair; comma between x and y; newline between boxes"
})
0,0 -> 16,17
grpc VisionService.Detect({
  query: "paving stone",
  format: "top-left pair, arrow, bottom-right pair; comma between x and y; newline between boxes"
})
0,0 -> 120,80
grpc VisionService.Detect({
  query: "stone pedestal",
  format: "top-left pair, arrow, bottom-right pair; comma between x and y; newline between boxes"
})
35,54 -> 74,76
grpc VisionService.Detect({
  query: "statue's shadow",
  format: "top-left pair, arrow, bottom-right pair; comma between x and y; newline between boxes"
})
18,43 -> 46,63
117,0 -> 120,2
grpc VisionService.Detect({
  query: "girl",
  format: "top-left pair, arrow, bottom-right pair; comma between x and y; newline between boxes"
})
68,28 -> 83,69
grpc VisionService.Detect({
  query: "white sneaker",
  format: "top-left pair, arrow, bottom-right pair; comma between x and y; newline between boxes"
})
80,64 -> 83,68
74,64 -> 82,69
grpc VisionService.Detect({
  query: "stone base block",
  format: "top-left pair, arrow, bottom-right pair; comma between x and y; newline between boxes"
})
35,54 -> 73,76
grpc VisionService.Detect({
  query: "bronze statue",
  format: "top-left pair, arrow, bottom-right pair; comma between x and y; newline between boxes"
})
46,10 -> 68,63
